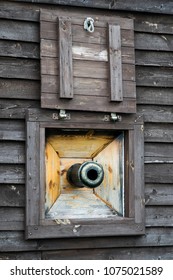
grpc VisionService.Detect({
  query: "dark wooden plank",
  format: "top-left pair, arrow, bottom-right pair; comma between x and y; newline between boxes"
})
26,122 -> 40,226
145,163 -> 173,184
145,184 -> 173,206
0,207 -> 24,230
10,0 -> 173,15
137,87 -> 173,105
0,120 -> 25,141
135,14 -> 173,34
0,252 -> 41,260
0,99 -> 40,119
0,40 -> 39,59
145,143 -> 173,162
38,228 -> 173,250
26,220 -> 144,239
0,58 -> 40,80
0,19 -> 39,42
41,94 -> 136,113
144,123 -> 173,143
42,246 -> 173,260
136,66 -> 173,87
0,79 -> 40,100
27,108 -> 141,125
0,185 -> 25,207
0,231 -> 37,252
146,206 -> 173,227
108,24 -> 123,101
0,2 -> 39,22
136,51 -> 173,67
137,105 -> 173,123
0,165 -> 25,184
0,142 -> 25,164
135,33 -> 173,51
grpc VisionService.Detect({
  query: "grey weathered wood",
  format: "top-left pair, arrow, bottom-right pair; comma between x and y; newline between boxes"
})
0,252 -> 41,260
145,143 -> 173,163
0,40 -> 39,59
137,87 -> 173,105
0,231 -> 37,252
0,142 -> 25,164
134,14 -> 173,34
145,184 -> 173,206
137,105 -> 173,123
145,163 -> 173,184
136,66 -> 173,87
41,21 -> 134,47
146,206 -> 173,227
0,99 -> 40,119
41,58 -> 135,81
134,124 -> 144,224
17,0 -> 173,15
0,19 -> 39,42
0,2 -> 39,22
0,185 -> 25,207
0,58 -> 40,80
26,220 -> 144,239
135,33 -> 173,51
0,165 -> 25,184
42,246 -> 173,260
0,120 -> 25,141
0,207 -> 24,231
144,123 -> 173,143
41,94 -> 136,113
136,51 -> 173,67
38,227 -> 173,250
26,122 -> 40,226
0,79 -> 40,100
58,16 -> 73,98
42,75 -> 135,98
108,24 -> 123,101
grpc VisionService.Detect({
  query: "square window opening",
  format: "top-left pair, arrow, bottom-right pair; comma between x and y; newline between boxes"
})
44,129 -> 125,220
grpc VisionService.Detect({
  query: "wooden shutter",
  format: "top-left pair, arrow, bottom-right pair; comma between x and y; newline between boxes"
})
40,9 -> 136,113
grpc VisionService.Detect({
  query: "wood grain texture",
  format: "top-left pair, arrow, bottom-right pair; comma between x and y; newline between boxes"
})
26,122 -> 40,226
42,246 -> 173,260
108,24 -> 123,101
0,79 -> 40,100
58,17 -> 73,98
45,142 -> 60,212
0,142 -> 25,164
0,185 -> 25,207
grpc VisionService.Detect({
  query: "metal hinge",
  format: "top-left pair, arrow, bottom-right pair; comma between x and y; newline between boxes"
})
103,113 -> 121,122
52,110 -> 71,120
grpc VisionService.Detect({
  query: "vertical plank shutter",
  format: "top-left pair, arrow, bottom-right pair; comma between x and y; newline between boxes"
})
108,24 -> 123,102
59,17 -> 73,99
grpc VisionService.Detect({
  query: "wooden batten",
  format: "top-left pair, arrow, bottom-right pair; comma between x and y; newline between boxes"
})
108,24 -> 123,101
58,16 -> 73,99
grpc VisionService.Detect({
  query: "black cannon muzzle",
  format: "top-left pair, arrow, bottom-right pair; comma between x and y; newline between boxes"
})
67,161 -> 104,188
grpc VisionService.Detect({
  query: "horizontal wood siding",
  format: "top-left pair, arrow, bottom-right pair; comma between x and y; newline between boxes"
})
0,0 -> 173,259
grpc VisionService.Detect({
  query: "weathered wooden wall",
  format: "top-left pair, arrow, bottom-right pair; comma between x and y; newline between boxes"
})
0,0 -> 173,259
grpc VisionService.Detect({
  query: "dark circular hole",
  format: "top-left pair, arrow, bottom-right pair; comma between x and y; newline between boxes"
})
87,169 -> 98,181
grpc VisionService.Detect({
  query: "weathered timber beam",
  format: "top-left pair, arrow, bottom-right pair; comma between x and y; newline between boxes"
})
9,0 -> 173,15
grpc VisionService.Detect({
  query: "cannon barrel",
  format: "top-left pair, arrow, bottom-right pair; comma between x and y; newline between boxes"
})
67,161 -> 104,188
